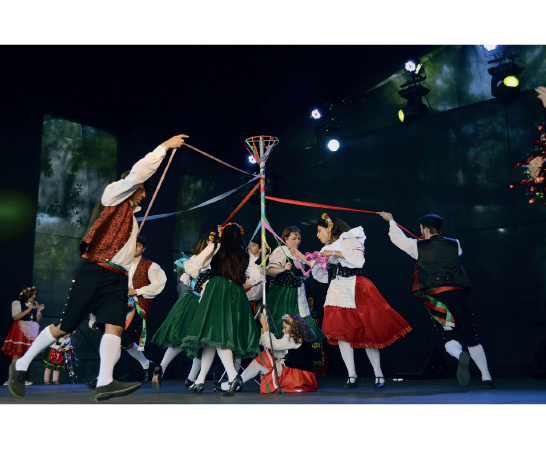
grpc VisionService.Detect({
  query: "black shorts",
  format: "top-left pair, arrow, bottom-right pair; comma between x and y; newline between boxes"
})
55,257 -> 129,333
121,312 -> 144,348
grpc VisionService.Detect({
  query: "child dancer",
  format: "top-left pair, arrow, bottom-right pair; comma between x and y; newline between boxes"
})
151,232 -> 216,390
42,333 -> 74,385
180,222 -> 263,396
266,226 -> 325,342
311,214 -> 412,389
2,286 -> 44,386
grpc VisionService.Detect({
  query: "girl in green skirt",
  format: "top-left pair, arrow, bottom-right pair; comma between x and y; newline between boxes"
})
266,226 -> 325,342
180,222 -> 264,396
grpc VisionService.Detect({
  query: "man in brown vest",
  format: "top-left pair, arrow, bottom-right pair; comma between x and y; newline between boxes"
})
8,134 -> 187,401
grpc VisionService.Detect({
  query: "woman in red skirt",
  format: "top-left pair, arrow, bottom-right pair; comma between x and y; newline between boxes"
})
217,313 -> 318,394
309,214 -> 412,389
2,286 -> 44,385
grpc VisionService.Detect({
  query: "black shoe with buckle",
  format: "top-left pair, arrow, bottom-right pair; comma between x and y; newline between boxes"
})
185,378 -> 194,391
142,361 -> 156,386
344,377 -> 359,389
95,379 -> 141,401
223,375 -> 243,397
152,365 -> 163,391
8,362 -> 26,398
191,383 -> 204,394
374,376 -> 386,389
481,380 -> 494,390
456,351 -> 471,386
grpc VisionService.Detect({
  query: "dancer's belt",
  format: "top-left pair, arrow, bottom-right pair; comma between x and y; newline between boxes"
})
423,286 -> 465,329
82,251 -> 128,275
332,264 -> 362,279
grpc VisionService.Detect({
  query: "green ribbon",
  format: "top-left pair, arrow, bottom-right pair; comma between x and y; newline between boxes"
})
104,261 -> 127,272
423,291 -> 454,328
126,299 -> 147,350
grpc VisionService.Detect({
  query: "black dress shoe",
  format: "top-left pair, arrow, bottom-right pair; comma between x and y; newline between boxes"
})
142,361 -> 156,386
481,380 -> 494,389
95,380 -> 142,401
85,378 -> 98,390
223,375 -> 243,397
8,362 -> 26,398
344,377 -> 359,389
185,378 -> 194,391
152,365 -> 163,391
191,383 -> 204,394
374,377 -> 386,389
214,380 -> 243,392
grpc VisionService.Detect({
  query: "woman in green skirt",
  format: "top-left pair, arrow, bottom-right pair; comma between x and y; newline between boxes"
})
151,233 -> 216,390
180,222 -> 263,396
266,226 -> 325,342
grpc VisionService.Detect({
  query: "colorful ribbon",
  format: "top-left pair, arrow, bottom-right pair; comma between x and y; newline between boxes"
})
125,300 -> 147,351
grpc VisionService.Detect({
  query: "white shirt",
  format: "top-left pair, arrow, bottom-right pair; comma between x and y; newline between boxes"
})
388,220 -> 462,260
100,144 -> 168,271
128,256 -> 167,297
246,254 -> 263,302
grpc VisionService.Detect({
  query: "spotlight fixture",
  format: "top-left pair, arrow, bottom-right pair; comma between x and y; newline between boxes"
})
248,155 -> 257,164
404,61 -> 416,72
398,84 -> 430,122
327,139 -> 340,152
486,46 -> 525,103
311,109 -> 321,119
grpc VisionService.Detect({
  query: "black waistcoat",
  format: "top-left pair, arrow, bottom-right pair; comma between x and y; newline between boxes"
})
283,341 -> 316,373
416,236 -> 470,290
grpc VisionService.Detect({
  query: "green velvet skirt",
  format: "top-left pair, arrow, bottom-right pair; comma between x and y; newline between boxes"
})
151,292 -> 199,349
180,276 -> 260,360
266,284 -> 326,342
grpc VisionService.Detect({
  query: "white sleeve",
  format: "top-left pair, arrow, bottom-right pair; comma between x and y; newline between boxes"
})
11,301 -> 22,318
259,332 -> 301,351
310,245 -> 330,284
245,254 -> 265,286
184,244 -> 219,277
389,220 -> 419,260
137,263 -> 168,298
267,247 -> 286,270
336,238 -> 365,267
101,145 -> 167,206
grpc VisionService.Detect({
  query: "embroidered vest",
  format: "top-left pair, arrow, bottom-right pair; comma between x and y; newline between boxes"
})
80,199 -> 134,264
132,257 -> 154,313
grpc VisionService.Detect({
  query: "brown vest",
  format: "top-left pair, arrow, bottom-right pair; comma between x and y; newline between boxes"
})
80,199 -> 134,264
132,257 -> 154,313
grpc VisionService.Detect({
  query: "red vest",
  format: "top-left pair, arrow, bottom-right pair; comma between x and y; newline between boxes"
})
81,200 -> 134,264
132,257 -> 154,313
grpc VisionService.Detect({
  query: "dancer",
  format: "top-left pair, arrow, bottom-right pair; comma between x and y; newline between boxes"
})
179,222 -> 264,396
7,134 -> 188,401
217,313 -> 318,394
151,232 -> 216,390
2,286 -> 44,386
42,332 -> 74,385
266,226 -> 325,341
377,212 -> 494,389
311,213 -> 412,389
245,240 -> 265,315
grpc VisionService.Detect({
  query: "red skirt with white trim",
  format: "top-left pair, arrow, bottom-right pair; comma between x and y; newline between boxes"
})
1,320 -> 40,357
255,349 -> 318,394
323,276 -> 412,349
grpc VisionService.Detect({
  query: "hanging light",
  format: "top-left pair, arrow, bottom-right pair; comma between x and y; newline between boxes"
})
483,45 -> 498,51
327,139 -> 340,152
404,61 -> 416,72
311,109 -> 321,119
248,155 -> 257,164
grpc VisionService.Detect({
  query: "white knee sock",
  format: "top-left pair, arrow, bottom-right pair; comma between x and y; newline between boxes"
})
96,334 -> 122,387
16,326 -> 57,371
240,360 -> 267,383
188,358 -> 202,382
234,358 -> 242,372
216,348 -> 238,382
365,347 -> 384,378
195,346 -> 216,384
468,344 -> 492,381
338,340 -> 357,380
445,340 -> 464,359
126,345 -> 149,369
160,347 -> 183,374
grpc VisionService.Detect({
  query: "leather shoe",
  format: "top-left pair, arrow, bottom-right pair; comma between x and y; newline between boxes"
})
95,379 -> 141,401
223,375 -> 243,397
85,378 -> 98,390
374,377 -> 386,389
142,361 -> 156,386
481,380 -> 494,389
8,362 -> 26,398
344,377 -> 359,389
214,380 -> 243,392
456,352 -> 471,386
152,365 -> 163,391
191,383 -> 204,394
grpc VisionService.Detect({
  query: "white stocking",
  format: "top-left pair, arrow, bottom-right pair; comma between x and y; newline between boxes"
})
216,348 -> 237,382
365,347 -> 384,378
126,345 -> 149,369
445,340 -> 464,359
160,346 -> 183,374
96,334 -> 122,387
195,346 -> 216,384
468,344 -> 492,381
241,360 -> 268,383
187,358 -> 202,382
338,340 -> 357,380
16,326 -> 56,371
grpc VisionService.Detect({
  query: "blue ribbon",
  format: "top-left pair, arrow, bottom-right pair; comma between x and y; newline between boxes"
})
174,252 -> 200,296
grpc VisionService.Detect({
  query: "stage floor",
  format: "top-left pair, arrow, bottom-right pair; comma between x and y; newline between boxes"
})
1,376 -> 545,404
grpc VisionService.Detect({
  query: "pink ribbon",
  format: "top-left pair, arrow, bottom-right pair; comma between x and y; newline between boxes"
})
305,251 -> 330,270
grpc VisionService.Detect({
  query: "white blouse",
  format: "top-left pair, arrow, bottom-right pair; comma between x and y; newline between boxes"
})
259,331 -> 301,377
11,300 -> 34,318
267,246 -> 312,318
311,226 -> 366,309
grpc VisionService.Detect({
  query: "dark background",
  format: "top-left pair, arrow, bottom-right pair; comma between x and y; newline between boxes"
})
1,45 -> 546,384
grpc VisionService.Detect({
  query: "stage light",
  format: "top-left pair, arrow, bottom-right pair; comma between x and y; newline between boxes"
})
404,61 -> 416,72
503,75 -> 519,87
484,45 -> 498,51
311,109 -> 321,119
398,110 -> 405,122
248,155 -> 257,164
398,84 -> 430,122
487,61 -> 525,103
327,139 -> 340,152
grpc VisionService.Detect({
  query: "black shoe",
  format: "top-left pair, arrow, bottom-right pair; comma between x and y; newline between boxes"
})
185,378 -> 194,391
481,380 -> 494,390
223,375 -> 243,397
152,365 -> 163,391
85,378 -> 97,390
8,362 -> 26,398
191,383 -> 204,394
344,377 -> 359,389
95,380 -> 142,401
142,361 -> 155,386
456,352 -> 471,386
374,377 -> 386,389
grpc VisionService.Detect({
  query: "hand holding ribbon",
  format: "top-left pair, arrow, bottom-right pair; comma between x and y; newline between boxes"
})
305,251 -> 330,270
